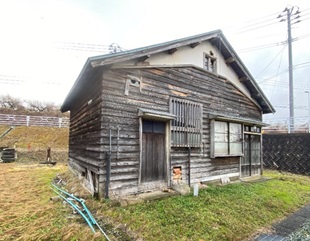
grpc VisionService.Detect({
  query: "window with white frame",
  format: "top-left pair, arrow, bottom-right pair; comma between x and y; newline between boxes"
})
170,98 -> 202,147
204,52 -> 217,74
211,120 -> 243,157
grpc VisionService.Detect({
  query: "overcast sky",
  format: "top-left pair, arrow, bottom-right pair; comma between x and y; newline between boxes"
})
0,0 -> 309,122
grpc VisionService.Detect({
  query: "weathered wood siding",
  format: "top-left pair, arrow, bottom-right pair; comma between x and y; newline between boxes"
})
68,69 -> 104,184
101,66 -> 261,195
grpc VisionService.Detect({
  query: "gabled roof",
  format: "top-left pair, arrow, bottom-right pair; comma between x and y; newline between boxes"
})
61,29 -> 275,114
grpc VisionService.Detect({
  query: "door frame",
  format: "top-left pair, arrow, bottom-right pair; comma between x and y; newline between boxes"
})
138,117 -> 171,188
241,130 -> 263,177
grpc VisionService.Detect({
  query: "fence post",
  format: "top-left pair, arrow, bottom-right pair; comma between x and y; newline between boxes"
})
59,118 -> 62,128
26,116 -> 30,126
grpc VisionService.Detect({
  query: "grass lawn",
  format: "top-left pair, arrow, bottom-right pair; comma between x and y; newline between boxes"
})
1,163 -> 310,241
95,171 -> 310,241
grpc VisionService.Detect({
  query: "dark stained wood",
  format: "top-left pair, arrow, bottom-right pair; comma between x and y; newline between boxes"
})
225,57 -> 235,64
141,120 -> 166,182
67,64 -> 263,197
190,42 -> 201,48
167,48 -> 178,55
135,55 -> 150,63
239,76 -> 249,82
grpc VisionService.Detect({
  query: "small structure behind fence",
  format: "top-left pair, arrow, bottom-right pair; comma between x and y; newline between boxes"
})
0,114 -> 69,128
263,133 -> 310,175
263,116 -> 309,134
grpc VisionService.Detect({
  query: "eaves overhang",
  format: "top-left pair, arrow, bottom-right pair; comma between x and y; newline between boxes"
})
138,108 -> 176,121
61,29 -> 275,115
207,112 -> 269,127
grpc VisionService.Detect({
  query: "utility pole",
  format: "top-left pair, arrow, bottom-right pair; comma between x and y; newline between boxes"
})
278,6 -> 301,133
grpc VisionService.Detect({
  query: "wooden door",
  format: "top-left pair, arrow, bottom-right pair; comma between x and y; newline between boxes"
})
241,134 -> 261,177
141,120 -> 166,182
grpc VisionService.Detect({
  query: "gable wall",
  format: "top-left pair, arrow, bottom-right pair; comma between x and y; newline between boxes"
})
114,42 -> 253,102
100,66 -> 262,196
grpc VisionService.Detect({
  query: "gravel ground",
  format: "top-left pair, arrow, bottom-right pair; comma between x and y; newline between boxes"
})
288,220 -> 310,241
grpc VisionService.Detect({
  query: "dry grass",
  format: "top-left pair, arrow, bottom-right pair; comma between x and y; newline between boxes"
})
0,163 -> 108,241
0,163 -> 131,241
0,125 -> 69,163
0,125 -> 69,149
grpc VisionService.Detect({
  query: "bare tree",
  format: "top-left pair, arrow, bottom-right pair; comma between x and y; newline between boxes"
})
0,95 -> 25,112
0,95 -> 66,117
26,100 -> 62,116
27,100 -> 48,112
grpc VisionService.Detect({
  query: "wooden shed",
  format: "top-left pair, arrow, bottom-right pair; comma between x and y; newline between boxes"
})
61,29 -> 275,198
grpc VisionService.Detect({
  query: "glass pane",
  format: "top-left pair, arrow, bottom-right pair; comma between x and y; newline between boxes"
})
229,123 -> 242,155
153,122 -> 165,133
251,135 -> 261,164
230,143 -> 242,155
214,121 -> 228,155
143,121 -> 165,133
143,120 -> 153,133
230,123 -> 241,135
242,134 -> 250,164
215,121 -> 228,134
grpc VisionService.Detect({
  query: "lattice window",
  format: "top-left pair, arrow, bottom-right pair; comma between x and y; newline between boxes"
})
170,98 -> 202,147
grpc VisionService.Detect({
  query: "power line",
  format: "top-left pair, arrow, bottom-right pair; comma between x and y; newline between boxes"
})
257,61 -> 310,85
292,33 -> 310,41
255,44 -> 287,79
300,17 -> 310,22
55,41 -> 110,52
237,13 -> 282,30
238,41 -> 286,53
237,21 -> 280,34
222,10 -> 282,33
54,41 -> 126,54
294,61 -> 310,66
267,44 -> 286,103
238,31 -> 310,53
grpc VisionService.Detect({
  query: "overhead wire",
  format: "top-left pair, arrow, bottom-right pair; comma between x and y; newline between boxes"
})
237,6 -> 310,108
255,44 -> 287,79
222,10 -> 282,33
233,6 -> 309,53
236,20 -> 281,34
0,7 -> 307,92
238,41 -> 286,53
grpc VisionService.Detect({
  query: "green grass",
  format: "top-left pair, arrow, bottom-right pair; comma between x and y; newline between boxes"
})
1,164 -> 310,241
91,170 -> 310,241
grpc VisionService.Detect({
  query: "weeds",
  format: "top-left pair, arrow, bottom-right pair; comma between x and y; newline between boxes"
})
1,162 -> 310,241
92,170 -> 310,241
